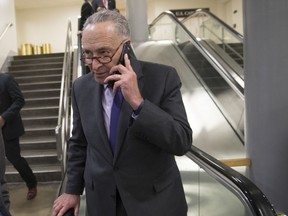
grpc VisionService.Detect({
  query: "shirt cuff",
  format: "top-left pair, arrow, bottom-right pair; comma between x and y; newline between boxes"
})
131,100 -> 144,119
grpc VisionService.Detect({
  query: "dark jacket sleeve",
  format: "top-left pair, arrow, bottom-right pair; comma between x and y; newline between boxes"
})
79,3 -> 94,31
0,74 -> 25,140
1,75 -> 25,122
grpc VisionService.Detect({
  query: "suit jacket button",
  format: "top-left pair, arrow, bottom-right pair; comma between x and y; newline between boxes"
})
114,166 -> 119,171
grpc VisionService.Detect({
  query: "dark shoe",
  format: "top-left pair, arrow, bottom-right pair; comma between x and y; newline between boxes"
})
27,186 -> 37,200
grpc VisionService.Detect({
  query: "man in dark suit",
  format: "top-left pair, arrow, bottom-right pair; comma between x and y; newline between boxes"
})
79,0 -> 95,33
0,73 -> 37,200
53,10 -> 192,216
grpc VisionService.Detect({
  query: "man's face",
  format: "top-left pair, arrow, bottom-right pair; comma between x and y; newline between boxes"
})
82,21 -> 123,84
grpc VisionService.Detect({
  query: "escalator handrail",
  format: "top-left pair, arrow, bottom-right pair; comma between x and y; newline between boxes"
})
182,8 -> 243,42
182,9 -> 244,64
150,11 -> 244,98
187,146 -> 277,216
58,144 -> 277,216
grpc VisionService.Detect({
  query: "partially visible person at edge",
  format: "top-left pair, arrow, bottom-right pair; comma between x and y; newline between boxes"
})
53,9 -> 192,216
0,73 -> 37,201
0,130 -> 10,216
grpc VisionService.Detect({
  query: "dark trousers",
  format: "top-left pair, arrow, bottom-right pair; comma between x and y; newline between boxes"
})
4,137 -> 37,189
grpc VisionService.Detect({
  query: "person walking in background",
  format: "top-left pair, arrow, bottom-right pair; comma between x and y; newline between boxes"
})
0,130 -> 10,216
93,0 -> 116,11
53,10 -> 192,216
79,0 -> 99,75
79,0 -> 95,34
0,73 -> 37,201
101,0 -> 116,10
92,0 -> 105,12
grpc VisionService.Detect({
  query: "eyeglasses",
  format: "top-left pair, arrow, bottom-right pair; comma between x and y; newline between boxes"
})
81,39 -> 127,65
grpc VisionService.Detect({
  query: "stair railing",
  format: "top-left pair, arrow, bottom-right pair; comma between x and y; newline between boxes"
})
0,23 -> 13,41
55,20 -> 73,176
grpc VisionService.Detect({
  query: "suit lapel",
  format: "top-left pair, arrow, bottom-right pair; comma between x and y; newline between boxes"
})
90,81 -> 114,161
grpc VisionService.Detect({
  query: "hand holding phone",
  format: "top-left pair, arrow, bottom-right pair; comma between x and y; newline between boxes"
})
108,42 -> 135,87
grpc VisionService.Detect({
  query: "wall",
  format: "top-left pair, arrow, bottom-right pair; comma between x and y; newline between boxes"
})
0,0 -> 17,69
16,3 -> 81,53
244,0 -> 288,212
147,0 -> 219,23
14,0 -> 243,53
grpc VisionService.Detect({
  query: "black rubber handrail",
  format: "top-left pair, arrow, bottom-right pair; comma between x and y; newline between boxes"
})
187,146 -> 277,216
59,145 -> 277,216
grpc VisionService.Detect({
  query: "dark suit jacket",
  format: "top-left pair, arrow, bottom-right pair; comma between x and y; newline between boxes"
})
65,58 -> 192,215
79,2 -> 94,31
0,73 -> 25,141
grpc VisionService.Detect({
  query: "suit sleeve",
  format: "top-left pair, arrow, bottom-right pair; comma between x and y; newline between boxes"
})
1,75 -> 25,123
130,66 -> 192,156
65,82 -> 86,195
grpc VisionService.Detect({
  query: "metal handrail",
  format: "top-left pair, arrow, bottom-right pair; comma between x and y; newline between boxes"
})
0,23 -> 13,41
55,20 -> 73,176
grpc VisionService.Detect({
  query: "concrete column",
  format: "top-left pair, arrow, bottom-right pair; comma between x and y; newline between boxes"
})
125,0 -> 149,43
244,0 -> 288,213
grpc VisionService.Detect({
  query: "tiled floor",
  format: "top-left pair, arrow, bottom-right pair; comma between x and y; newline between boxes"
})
8,182 -> 60,216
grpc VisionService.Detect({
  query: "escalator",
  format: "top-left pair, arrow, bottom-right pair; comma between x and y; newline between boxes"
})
59,145 -> 276,216
146,11 -> 245,144
57,12 -> 277,216
182,9 -> 244,70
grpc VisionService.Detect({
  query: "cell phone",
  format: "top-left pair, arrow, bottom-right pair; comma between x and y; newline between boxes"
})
108,42 -> 135,87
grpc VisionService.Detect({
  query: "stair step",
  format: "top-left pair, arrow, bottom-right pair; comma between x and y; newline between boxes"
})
13,53 -> 64,60
22,88 -> 61,98
15,74 -> 62,84
11,56 -> 64,65
21,106 -> 59,117
19,81 -> 61,90
9,62 -> 63,71
22,116 -> 58,128
20,137 -> 57,150
24,97 -> 60,108
5,164 -> 62,182
6,149 -> 59,165
10,68 -> 62,77
6,52 -> 66,183
23,127 -> 56,138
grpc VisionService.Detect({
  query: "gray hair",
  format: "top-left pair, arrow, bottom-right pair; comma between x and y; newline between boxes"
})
83,10 -> 130,39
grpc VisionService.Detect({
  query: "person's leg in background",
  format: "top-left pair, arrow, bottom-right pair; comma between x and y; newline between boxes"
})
4,137 -> 37,200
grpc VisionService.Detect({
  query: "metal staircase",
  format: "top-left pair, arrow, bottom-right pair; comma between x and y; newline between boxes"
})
5,53 -> 65,183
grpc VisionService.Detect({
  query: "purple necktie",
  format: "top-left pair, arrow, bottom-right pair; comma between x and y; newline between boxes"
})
109,88 -> 123,153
